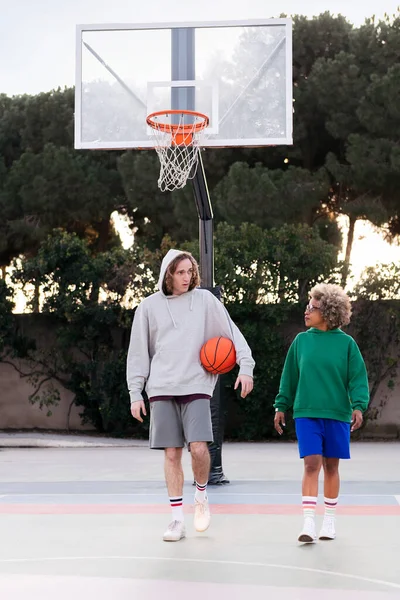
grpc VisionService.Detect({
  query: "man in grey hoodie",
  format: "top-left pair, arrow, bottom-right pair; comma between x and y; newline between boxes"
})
127,249 -> 255,542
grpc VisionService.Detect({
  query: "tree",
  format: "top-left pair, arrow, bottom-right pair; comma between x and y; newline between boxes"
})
117,150 -> 201,248
214,162 -> 326,227
187,221 -> 337,305
9,230 -> 151,433
0,89 -> 74,167
290,12 -> 354,170
353,262 -> 400,300
0,91 -> 127,272
0,143 -> 126,273
348,65 -> 400,238
306,36 -> 400,285
324,152 -> 388,287
350,260 -> 400,416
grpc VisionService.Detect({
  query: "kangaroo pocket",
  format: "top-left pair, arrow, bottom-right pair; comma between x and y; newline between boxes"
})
149,349 -> 205,388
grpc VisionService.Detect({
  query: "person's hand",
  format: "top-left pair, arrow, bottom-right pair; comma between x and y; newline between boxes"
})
351,409 -> 363,432
234,375 -> 253,398
274,411 -> 286,435
131,400 -> 147,423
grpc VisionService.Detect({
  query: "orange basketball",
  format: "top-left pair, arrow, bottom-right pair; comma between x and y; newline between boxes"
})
200,337 -> 237,375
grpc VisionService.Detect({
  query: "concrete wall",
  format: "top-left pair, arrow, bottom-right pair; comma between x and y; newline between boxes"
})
1,314 -> 96,431
363,373 -> 400,439
2,352 -> 399,435
1,313 -> 399,436
0,360 -> 94,431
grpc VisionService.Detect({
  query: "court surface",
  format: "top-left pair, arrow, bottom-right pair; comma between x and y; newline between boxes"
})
0,440 -> 399,599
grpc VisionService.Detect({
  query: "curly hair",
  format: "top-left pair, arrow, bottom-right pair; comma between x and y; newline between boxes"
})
162,252 -> 201,295
310,283 -> 352,330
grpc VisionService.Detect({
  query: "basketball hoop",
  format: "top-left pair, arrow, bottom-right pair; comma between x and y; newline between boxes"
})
146,110 -> 209,192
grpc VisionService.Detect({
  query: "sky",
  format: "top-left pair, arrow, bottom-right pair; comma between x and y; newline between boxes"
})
1,0 -> 399,97
1,0 -> 400,301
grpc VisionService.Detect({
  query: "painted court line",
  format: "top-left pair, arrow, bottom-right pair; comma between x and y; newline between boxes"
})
0,555 -> 398,590
0,492 -> 397,497
0,504 -> 399,515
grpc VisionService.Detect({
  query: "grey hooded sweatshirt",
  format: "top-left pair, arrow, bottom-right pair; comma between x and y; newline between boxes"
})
127,249 -> 255,404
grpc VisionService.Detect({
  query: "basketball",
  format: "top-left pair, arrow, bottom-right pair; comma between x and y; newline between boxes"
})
200,337 -> 237,375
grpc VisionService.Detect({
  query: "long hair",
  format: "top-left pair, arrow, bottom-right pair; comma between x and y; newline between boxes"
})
162,252 -> 201,295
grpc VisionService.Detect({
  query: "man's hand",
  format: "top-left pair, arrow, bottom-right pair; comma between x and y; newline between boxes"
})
234,375 -> 253,398
351,409 -> 363,432
274,411 -> 286,435
131,400 -> 147,423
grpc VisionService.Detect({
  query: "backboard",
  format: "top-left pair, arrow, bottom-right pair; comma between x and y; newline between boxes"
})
74,19 -> 292,150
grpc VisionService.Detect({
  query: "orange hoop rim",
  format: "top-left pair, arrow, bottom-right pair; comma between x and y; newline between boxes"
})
146,109 -> 209,134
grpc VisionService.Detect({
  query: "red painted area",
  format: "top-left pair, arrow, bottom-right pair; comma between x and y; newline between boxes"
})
0,504 -> 399,515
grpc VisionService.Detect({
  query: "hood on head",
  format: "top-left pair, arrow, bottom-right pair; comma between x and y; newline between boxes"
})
157,249 -> 187,295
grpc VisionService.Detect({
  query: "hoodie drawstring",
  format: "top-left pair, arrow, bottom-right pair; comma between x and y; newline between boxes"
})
166,293 -> 194,328
166,300 -> 178,329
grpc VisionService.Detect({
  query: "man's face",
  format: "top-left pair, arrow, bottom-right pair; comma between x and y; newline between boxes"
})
171,258 -> 193,295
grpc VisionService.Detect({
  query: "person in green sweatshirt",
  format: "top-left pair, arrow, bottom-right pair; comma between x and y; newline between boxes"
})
274,283 -> 369,543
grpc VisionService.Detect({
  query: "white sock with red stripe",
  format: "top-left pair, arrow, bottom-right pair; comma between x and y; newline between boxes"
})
324,497 -> 338,518
195,481 -> 208,503
302,496 -> 317,519
169,496 -> 184,522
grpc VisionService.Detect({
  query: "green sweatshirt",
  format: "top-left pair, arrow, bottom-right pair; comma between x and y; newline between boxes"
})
274,328 -> 369,422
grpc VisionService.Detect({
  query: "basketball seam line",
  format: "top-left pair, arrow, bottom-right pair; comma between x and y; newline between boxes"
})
203,337 -> 235,374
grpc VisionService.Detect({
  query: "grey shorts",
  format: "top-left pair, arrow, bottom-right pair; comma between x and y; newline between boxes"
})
149,398 -> 213,449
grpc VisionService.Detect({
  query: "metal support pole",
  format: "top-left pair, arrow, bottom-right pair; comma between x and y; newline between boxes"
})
172,28 -> 229,485
191,153 -> 229,485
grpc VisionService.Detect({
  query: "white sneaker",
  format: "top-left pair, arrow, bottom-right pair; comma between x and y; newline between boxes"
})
298,517 -> 317,543
319,517 -> 336,540
194,497 -> 211,532
163,520 -> 186,542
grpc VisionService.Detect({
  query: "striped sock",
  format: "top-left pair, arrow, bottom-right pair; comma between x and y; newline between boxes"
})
195,481 -> 208,503
302,496 -> 317,519
324,496 -> 338,518
169,496 -> 184,522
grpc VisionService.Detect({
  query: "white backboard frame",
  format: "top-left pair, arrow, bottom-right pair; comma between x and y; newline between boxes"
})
75,18 -> 293,150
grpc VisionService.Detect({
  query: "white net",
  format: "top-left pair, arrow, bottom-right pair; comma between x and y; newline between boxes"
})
147,112 -> 208,192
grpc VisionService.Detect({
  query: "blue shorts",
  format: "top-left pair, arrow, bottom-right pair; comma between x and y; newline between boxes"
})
295,417 -> 351,459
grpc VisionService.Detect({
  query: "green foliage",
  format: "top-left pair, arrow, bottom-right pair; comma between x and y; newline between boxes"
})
71,351 -> 135,435
117,151 -> 199,248
1,144 -> 124,258
211,222 -> 337,304
3,12 -> 400,438
348,264 -> 400,421
353,262 -> 400,300
310,51 -> 368,140
2,12 -> 400,268
347,298 -> 400,418
9,230 -> 150,434
222,303 -> 293,440
29,380 -> 61,418
214,162 -> 332,231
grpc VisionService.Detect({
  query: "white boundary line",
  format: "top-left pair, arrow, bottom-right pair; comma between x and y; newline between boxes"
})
0,556 -> 398,590
0,493 -> 397,497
